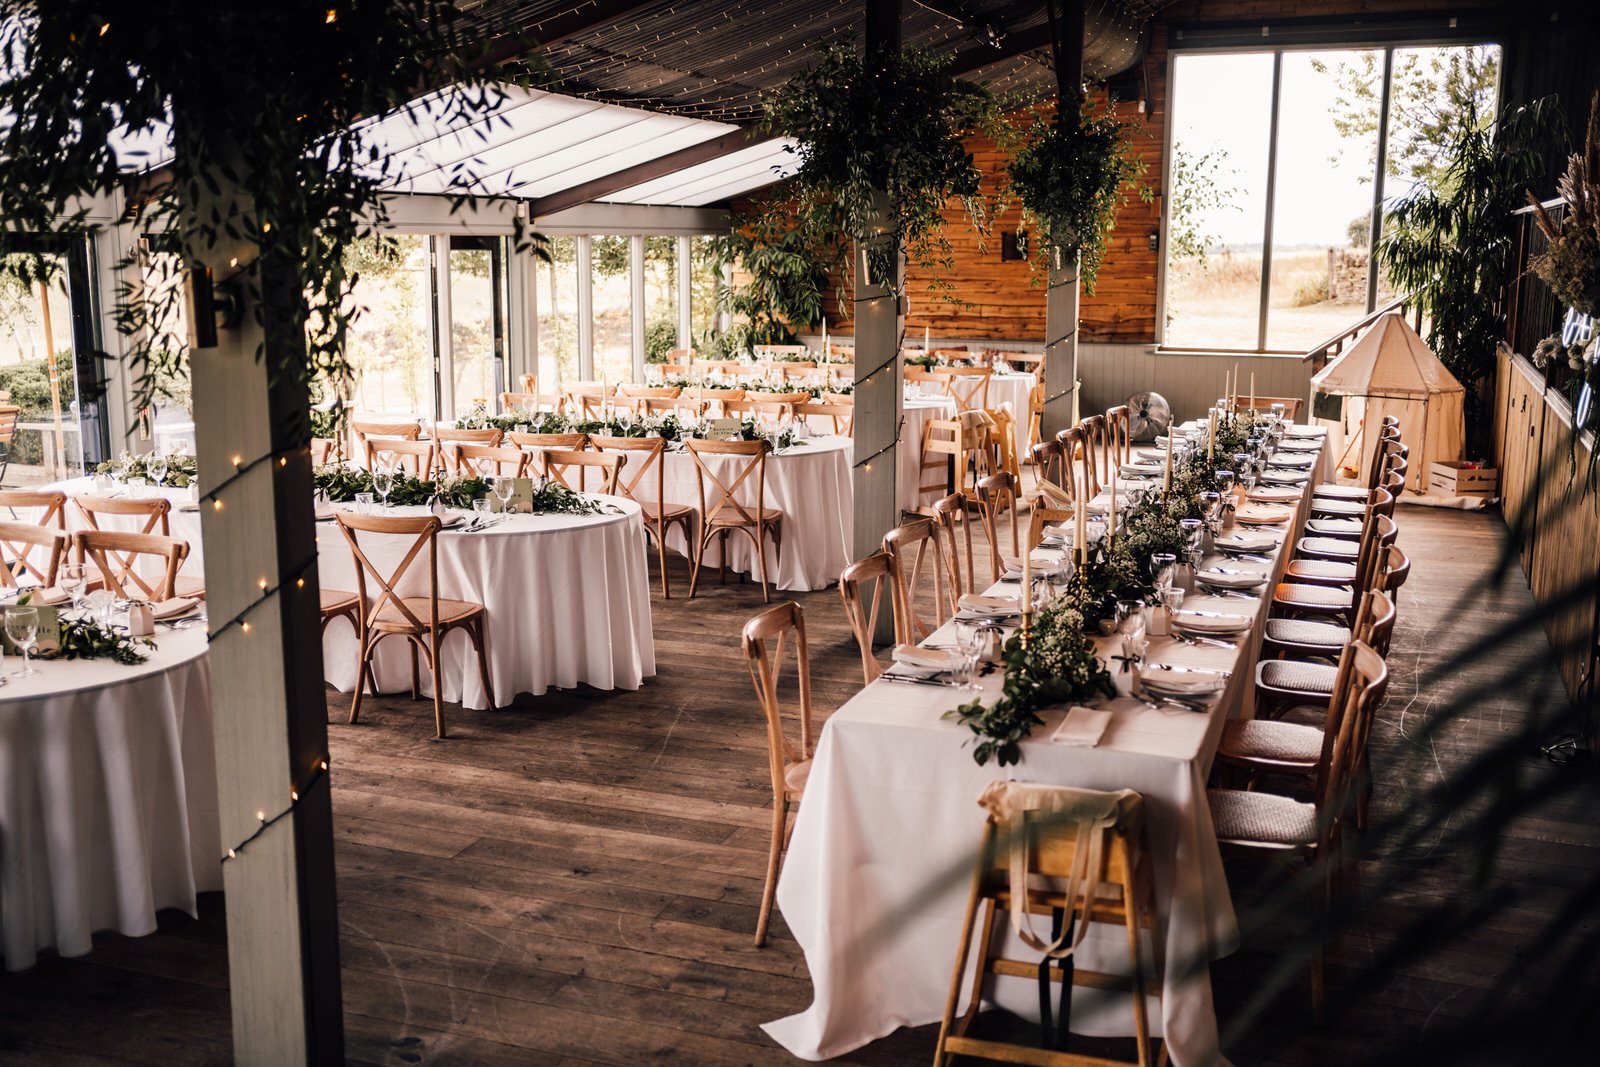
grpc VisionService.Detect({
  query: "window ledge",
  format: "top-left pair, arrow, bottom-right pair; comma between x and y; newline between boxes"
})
1154,347 -> 1312,360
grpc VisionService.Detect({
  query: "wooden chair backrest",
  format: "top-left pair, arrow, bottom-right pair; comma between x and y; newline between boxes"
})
685,438 -> 770,528
368,436 -> 437,477
1078,414 -> 1109,493
453,442 -> 531,478
334,512 -> 444,634
797,401 -> 854,436
0,520 -> 66,589
1031,438 -> 1066,492
74,493 -> 172,537
518,373 -> 537,393
1028,505 -> 1075,552
984,406 -> 1020,480
975,471 -> 1019,578
75,529 -> 187,601
723,398 -> 794,423
433,427 -> 503,450
0,404 -> 19,442
508,430 -> 589,451
1056,425 -> 1092,501
0,488 -> 67,529
660,362 -> 693,377
352,419 -> 421,442
665,348 -> 695,363
881,516 -> 955,641
1236,395 -> 1304,420
932,493 -> 978,597
1314,640 -> 1388,838
1104,405 -> 1131,466
542,449 -> 624,495
753,345 -> 809,359
310,437 -> 339,466
936,366 -> 992,412
688,387 -> 746,416
781,364 -> 818,380
588,435 -> 668,507
500,391 -> 542,412
839,552 -> 896,682
617,385 -> 682,398
694,360 -> 744,377
741,601 -> 814,801
1381,544 -> 1410,593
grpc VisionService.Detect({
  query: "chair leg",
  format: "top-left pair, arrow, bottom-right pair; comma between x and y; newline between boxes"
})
934,865 -> 990,1067
754,797 -> 787,947
409,640 -> 420,700
688,527 -> 709,599
472,618 -> 496,711
1124,887 -> 1152,1067
430,630 -> 446,740
755,526 -> 773,604
655,520 -> 672,599
349,633 -> 372,724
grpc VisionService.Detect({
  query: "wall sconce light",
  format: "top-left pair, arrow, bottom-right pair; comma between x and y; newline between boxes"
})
1147,232 -> 1160,253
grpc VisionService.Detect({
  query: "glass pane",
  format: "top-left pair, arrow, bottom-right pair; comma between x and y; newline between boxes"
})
1264,50 -> 1384,351
448,239 -> 498,418
591,235 -> 632,385
1163,52 -> 1275,350
536,236 -> 578,389
644,236 -> 678,364
141,249 -> 195,457
345,234 -> 435,418
0,253 -> 88,481
1376,44 -> 1502,309
690,235 -> 722,352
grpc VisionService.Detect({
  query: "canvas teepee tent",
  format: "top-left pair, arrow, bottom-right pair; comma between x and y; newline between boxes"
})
1311,313 -> 1465,493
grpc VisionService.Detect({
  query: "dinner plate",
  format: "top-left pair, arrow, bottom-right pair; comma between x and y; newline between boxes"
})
1259,470 -> 1308,486
1277,438 -> 1323,452
1140,666 -> 1228,697
1216,531 -> 1280,552
958,593 -> 1020,618
1286,426 -> 1328,438
1268,453 -> 1316,468
1171,609 -> 1253,634
1196,567 -> 1269,590
1120,462 -> 1164,476
1246,486 -> 1300,502
1236,504 -> 1293,526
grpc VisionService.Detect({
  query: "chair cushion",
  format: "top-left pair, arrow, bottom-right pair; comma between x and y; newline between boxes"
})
1312,483 -> 1367,499
1208,788 -> 1318,846
1305,518 -> 1363,537
1286,559 -> 1357,581
784,758 -> 812,796
1258,659 -> 1339,694
1221,718 -> 1324,763
371,596 -> 484,630
1296,536 -> 1360,558
1274,583 -> 1353,608
1264,618 -> 1350,648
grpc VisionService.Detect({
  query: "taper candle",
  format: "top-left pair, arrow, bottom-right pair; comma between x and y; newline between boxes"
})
1250,372 -> 1256,411
1163,435 -> 1173,494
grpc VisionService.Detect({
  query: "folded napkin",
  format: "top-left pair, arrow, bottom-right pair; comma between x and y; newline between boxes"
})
1236,504 -> 1293,525
1246,486 -> 1300,502
1172,609 -> 1252,633
152,597 -> 200,620
1052,706 -> 1112,747
891,644 -> 965,673
1140,666 -> 1226,695
959,593 -> 1020,615
22,586 -> 70,606
1216,532 -> 1279,551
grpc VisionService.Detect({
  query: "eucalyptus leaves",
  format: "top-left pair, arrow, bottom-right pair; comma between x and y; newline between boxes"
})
46,617 -> 153,666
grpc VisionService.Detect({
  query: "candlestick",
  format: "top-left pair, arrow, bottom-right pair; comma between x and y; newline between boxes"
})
1076,503 -> 1087,565
1250,372 -> 1256,411
1109,456 -> 1116,543
1021,548 -> 1032,619
1208,410 -> 1215,463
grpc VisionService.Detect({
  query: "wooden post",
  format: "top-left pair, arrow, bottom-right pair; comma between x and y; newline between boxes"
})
1043,0 -> 1085,439
186,190 -> 344,1064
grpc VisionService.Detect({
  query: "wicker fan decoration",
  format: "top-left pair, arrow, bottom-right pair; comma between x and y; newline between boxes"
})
1527,90 -> 1600,317
1126,391 -> 1172,442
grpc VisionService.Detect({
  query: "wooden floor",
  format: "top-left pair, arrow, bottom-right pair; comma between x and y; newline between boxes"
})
3,504 -> 1597,1065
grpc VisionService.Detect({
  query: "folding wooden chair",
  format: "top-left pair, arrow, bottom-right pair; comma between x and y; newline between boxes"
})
335,512 -> 495,739
839,552 -> 897,684
75,529 -> 188,602
590,435 -> 697,598
685,439 -> 781,602
541,449 -> 624,495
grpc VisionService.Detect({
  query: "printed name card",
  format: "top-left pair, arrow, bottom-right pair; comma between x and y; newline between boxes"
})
709,418 -> 742,441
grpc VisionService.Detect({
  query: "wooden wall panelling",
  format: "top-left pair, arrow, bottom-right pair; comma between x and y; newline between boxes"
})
1529,397 -> 1598,700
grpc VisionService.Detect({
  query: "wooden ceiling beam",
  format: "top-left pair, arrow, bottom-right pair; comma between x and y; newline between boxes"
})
526,125 -> 767,217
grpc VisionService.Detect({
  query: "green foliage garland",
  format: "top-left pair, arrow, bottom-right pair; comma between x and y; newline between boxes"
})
95,451 -> 198,488
1006,98 -> 1148,293
45,617 -> 154,665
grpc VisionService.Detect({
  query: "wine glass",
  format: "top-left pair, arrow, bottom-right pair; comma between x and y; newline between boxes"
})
1149,553 -> 1177,596
1214,469 -> 1235,495
148,451 -> 169,489
6,605 -> 39,678
494,475 -> 516,513
59,562 -> 87,616
371,466 -> 394,511
953,617 -> 982,691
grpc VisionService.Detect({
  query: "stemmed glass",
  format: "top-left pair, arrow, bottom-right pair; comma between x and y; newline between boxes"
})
1116,598 -> 1148,670
953,617 -> 983,691
148,451 -> 169,490
494,475 -> 516,513
1149,553 -> 1177,598
6,605 -> 40,678
1179,517 -> 1205,569
371,465 -> 395,512
59,562 -> 87,618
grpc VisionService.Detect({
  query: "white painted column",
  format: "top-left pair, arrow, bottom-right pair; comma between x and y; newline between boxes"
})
431,235 -> 453,422
676,234 -> 693,350
576,235 -> 594,380
630,233 -> 646,379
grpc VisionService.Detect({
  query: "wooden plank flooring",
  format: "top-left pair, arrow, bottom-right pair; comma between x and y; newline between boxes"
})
2,504 -> 1596,1065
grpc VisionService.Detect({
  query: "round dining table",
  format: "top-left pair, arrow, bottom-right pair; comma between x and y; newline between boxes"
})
317,501 -> 656,709
0,627 -> 217,972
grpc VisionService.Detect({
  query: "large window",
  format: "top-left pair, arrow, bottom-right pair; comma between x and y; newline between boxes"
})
535,236 -> 578,388
1163,43 -> 1500,352
590,234 -> 633,384
690,235 -> 722,348
643,236 -> 678,363
344,234 -> 435,417
446,235 -> 507,418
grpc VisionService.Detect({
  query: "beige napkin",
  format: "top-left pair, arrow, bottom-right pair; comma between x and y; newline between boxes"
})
1051,706 -> 1112,746
891,644 -> 965,672
1172,609 -> 1252,633
959,593 -> 1019,615
24,586 -> 70,606
1140,666 -> 1225,694
152,597 -> 200,620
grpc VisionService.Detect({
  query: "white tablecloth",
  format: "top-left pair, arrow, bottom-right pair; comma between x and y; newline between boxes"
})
764,434 -> 1325,1064
0,629 -> 217,972
319,502 -> 656,709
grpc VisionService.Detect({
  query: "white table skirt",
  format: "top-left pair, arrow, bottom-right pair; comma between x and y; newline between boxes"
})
318,501 -> 656,709
765,433 -> 1326,1064
0,629 -> 217,972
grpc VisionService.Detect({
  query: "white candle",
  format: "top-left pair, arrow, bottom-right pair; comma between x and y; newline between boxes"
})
1232,362 -> 1239,405
924,324 -> 930,352
1163,436 -> 1173,495
1250,372 -> 1256,411
1076,504 -> 1087,565
1021,549 -> 1032,615
1109,457 -> 1117,542
821,316 -> 828,355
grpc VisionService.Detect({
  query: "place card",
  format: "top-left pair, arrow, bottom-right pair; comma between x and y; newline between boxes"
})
708,417 -> 742,441
3,604 -> 60,655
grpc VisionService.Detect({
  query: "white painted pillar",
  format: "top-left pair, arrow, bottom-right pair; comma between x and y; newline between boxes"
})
576,235 -> 594,379
630,233 -> 646,379
676,234 -> 693,350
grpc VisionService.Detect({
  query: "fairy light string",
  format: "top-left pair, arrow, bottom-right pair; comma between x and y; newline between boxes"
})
220,756 -> 331,866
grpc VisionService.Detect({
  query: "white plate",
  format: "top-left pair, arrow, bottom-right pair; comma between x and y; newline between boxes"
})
1196,568 -> 1269,590
1171,610 -> 1253,634
1140,666 -> 1228,696
1216,531 -> 1279,552
1236,504 -> 1294,526
1259,470 -> 1308,485
1246,486 -> 1300,502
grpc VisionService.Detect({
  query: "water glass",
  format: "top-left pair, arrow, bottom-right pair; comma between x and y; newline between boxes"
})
148,453 -> 169,488
371,468 -> 395,509
1150,553 -> 1177,595
59,563 -> 87,615
354,491 -> 375,515
494,476 -> 516,512
472,498 -> 491,519
128,476 -> 148,499
6,605 -> 40,677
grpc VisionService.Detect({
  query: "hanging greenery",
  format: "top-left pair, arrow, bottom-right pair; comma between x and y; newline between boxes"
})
1527,92 -> 1600,318
710,212 -> 830,352
760,44 -> 997,299
0,2 -> 539,441
1006,98 -> 1148,293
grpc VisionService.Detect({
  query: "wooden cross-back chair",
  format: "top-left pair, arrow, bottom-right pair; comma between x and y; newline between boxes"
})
367,436 -> 437,478
562,382 -> 611,416
664,347 -> 695,363
0,488 -> 67,530
0,403 -> 19,484
1027,383 -> 1045,455
1209,640 -> 1388,1024
685,438 -> 782,603
838,552 -> 898,684
781,364 -> 820,381
432,426 -> 502,456
932,492 -> 981,598
937,366 -> 993,412
590,435 -> 698,598
687,387 -> 746,417
659,362 -> 693,377
1104,405 -> 1132,468
881,516 -> 956,642
743,600 -> 814,948
694,360 -> 745,378
934,782 -> 1163,1067
797,400 -> 854,436
1031,438 -> 1067,497
1028,505 -> 1075,553
723,398 -> 796,424
1045,426 -> 1090,509
73,494 -> 205,599
1233,394 -> 1304,420
499,390 -> 542,413
1077,414 -> 1111,495
518,373 -> 537,393
975,471 -> 1020,581
507,430 -> 589,453
334,512 -> 494,739
311,437 -> 339,466
451,442 -> 531,479
0,521 -> 66,593
75,529 -> 187,602
351,419 -> 421,470
616,385 -> 682,399
541,449 -> 624,495
753,345 -> 809,360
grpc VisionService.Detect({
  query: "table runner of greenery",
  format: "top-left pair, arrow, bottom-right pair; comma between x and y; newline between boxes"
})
457,411 -> 805,450
311,468 -> 609,515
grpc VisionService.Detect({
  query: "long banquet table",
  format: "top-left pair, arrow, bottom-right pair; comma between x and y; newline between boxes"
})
0,628 -> 217,972
318,501 -> 656,709
764,428 -> 1328,1065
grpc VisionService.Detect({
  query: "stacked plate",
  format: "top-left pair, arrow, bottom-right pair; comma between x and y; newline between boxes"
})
957,593 -> 1020,619
1236,503 -> 1294,526
1170,609 -> 1253,637
1215,530 -> 1280,555
1195,563 -> 1270,591
886,644 -> 965,680
1140,664 -> 1228,701
1259,469 -> 1309,486
1246,485 -> 1300,503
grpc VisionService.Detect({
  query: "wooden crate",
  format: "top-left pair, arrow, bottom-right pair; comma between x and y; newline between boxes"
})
1429,460 -> 1499,497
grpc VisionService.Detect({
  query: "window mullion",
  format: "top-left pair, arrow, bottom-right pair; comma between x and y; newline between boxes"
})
1257,51 -> 1284,353
1366,47 -> 1395,314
